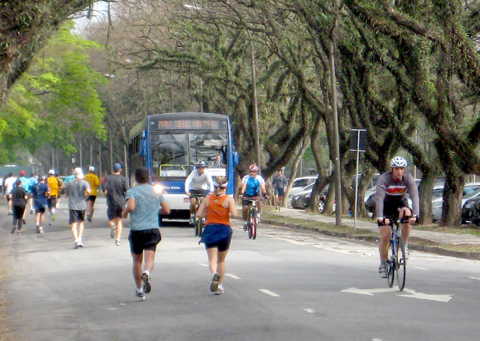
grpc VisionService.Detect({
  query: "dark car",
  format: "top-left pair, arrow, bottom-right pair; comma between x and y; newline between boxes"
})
291,183 -> 327,212
462,196 -> 480,225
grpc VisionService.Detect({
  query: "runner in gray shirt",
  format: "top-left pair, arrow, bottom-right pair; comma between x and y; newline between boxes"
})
64,168 -> 91,249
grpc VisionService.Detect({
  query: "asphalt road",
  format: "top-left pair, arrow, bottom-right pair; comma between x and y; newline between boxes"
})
1,197 -> 480,340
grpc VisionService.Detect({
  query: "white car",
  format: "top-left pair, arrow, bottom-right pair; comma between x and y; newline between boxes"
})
286,176 -> 318,206
432,182 -> 480,221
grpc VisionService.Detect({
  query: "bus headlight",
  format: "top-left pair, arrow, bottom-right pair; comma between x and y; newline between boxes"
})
153,184 -> 165,194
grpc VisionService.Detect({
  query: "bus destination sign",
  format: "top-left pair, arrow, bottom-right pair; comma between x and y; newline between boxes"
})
152,119 -> 226,130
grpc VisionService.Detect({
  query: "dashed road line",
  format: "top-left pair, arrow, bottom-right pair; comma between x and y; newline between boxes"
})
259,289 -> 280,297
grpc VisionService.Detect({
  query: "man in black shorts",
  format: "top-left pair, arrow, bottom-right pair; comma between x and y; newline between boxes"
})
64,168 -> 91,249
272,169 -> 288,212
104,163 -> 129,246
375,156 -> 419,278
123,167 -> 170,301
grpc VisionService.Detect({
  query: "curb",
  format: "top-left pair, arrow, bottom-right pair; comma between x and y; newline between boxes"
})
262,219 -> 480,261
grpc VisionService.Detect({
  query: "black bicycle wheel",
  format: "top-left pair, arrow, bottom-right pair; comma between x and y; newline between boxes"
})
396,238 -> 407,291
387,241 -> 395,288
198,218 -> 204,237
247,209 -> 253,238
194,216 -> 199,236
251,211 -> 257,240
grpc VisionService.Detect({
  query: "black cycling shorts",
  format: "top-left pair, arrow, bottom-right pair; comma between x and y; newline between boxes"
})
378,198 -> 410,226
189,189 -> 208,199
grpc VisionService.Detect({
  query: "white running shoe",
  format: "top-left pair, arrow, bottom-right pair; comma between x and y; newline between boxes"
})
210,272 -> 220,292
110,225 -> 116,238
135,290 -> 145,301
142,272 -> 151,293
215,284 -> 224,295
379,261 -> 388,278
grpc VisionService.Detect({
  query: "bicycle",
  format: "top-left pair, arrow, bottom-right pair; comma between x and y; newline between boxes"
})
242,196 -> 262,240
193,194 -> 206,237
385,215 -> 408,291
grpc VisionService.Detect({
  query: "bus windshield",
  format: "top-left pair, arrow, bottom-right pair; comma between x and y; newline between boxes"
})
151,132 -> 228,177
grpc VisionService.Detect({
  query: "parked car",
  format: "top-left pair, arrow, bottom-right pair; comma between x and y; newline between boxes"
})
432,182 -> 480,221
291,183 -> 328,211
461,195 -> 480,225
286,176 -> 318,206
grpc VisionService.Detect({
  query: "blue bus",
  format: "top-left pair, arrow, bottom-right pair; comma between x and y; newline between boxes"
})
128,112 -> 238,219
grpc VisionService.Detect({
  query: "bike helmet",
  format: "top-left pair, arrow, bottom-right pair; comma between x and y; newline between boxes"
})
249,164 -> 259,172
390,156 -> 408,168
196,160 -> 207,168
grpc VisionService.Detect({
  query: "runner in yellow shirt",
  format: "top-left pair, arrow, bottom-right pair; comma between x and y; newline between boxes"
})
46,169 -> 61,223
84,166 -> 100,222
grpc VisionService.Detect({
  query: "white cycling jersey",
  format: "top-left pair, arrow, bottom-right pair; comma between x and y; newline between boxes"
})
185,169 -> 214,192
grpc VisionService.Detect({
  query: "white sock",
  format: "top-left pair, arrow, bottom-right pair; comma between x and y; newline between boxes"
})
136,287 -> 143,293
144,270 -> 150,276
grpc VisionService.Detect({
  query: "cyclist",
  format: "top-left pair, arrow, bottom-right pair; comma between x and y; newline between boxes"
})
375,156 -> 419,278
185,160 -> 214,225
239,164 -> 267,228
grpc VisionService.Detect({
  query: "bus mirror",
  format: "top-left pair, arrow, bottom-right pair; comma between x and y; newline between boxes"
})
233,152 -> 239,166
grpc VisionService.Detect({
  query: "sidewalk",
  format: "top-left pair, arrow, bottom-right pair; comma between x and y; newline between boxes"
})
260,206 -> 480,260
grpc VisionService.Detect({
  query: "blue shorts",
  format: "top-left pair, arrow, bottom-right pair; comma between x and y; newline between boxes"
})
274,188 -> 285,196
201,224 -> 233,252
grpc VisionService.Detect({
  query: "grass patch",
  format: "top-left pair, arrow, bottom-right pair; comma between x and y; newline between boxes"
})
263,206 -> 480,255
263,211 -> 377,237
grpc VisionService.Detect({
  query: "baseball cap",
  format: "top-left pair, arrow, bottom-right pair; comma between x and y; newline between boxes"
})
74,167 -> 84,179
113,163 -> 123,171
19,170 -> 26,176
88,166 -> 95,172
48,169 -> 55,175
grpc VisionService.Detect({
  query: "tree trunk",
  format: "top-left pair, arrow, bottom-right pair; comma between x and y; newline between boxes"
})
283,138 -> 310,206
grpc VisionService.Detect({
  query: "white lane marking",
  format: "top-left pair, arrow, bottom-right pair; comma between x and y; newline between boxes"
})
342,287 -> 452,302
259,289 -> 280,297
413,266 -> 429,270
198,263 -> 208,267
400,288 -> 453,302
304,309 -> 316,313
225,274 -> 241,279
468,276 -> 480,281
341,287 -> 398,296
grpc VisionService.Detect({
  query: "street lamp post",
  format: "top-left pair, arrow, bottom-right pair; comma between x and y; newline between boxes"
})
330,0 -> 342,227
247,30 -> 261,173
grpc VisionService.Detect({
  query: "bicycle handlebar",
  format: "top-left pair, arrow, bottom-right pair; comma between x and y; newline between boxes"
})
240,195 -> 264,201
382,215 -> 417,225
